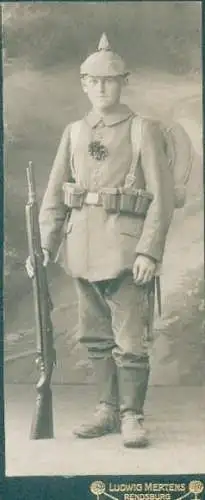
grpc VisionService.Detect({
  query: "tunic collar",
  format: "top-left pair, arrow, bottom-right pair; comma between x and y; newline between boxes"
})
85,104 -> 134,128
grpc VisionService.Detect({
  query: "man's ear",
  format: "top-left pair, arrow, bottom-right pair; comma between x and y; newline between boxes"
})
81,76 -> 88,94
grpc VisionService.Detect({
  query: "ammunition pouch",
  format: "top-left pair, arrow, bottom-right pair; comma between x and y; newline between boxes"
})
63,183 -> 153,216
119,189 -> 137,213
101,187 -> 153,216
133,189 -> 153,216
63,183 -> 85,208
101,187 -> 120,213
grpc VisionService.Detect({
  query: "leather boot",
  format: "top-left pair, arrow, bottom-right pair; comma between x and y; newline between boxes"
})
73,356 -> 120,438
117,362 -> 150,448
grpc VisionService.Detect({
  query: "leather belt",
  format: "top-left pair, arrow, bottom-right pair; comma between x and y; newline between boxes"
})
63,183 -> 153,215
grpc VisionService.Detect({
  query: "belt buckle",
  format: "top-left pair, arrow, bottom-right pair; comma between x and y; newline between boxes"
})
85,192 -> 100,205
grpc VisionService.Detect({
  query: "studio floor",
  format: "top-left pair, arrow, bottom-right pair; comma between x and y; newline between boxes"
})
4,384 -> 205,477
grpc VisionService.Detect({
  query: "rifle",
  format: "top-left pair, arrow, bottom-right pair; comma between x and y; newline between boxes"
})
25,161 -> 56,439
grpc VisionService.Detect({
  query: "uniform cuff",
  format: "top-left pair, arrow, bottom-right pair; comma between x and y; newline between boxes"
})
135,253 -> 157,264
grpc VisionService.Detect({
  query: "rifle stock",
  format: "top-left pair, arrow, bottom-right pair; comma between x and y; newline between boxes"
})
26,161 -> 56,439
29,384 -> 53,440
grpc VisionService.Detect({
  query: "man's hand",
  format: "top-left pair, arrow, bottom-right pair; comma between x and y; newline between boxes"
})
133,255 -> 156,285
25,249 -> 50,278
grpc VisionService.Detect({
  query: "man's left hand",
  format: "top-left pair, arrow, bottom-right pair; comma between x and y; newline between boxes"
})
133,255 -> 156,285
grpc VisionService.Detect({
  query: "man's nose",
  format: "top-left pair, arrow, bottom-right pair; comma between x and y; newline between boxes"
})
98,80 -> 105,93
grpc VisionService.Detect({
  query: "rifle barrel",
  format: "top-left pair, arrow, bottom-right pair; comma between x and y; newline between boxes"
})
26,161 -> 37,203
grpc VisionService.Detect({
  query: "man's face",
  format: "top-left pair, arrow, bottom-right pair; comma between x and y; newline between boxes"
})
81,75 -> 126,112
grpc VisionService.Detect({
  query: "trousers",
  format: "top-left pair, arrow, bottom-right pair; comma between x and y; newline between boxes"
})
75,271 -> 150,368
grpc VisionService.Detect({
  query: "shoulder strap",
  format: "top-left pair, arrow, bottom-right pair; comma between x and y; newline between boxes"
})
70,120 -> 82,177
124,115 -> 143,188
70,120 -> 82,157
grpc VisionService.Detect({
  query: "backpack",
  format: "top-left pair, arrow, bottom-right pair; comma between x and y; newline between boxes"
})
70,114 -> 193,209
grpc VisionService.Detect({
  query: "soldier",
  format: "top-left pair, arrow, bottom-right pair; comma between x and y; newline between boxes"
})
26,33 -> 174,447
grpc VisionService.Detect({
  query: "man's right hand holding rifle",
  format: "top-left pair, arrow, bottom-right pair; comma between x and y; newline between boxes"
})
26,248 -> 50,278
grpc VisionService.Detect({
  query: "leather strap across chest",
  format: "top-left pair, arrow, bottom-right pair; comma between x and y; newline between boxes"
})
70,114 -> 143,186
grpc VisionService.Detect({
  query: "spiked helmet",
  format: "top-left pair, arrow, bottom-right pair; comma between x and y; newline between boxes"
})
80,33 -> 129,77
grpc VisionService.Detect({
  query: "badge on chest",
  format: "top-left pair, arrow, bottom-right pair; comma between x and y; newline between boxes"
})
88,140 -> 109,161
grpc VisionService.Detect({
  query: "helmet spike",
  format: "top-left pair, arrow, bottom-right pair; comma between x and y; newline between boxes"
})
98,33 -> 111,51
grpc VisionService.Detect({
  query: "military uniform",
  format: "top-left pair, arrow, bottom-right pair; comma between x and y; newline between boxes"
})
39,34 -> 174,447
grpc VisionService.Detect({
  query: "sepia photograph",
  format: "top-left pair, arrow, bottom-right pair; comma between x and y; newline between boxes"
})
3,1 -> 204,478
